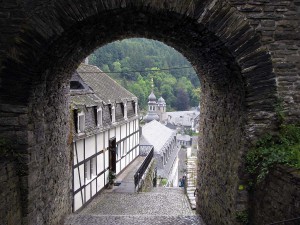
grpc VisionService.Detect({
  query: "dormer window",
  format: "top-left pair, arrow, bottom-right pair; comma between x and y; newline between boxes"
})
123,102 -> 127,119
135,101 -> 138,116
97,107 -> 103,127
70,81 -> 84,90
111,105 -> 116,123
77,111 -> 85,133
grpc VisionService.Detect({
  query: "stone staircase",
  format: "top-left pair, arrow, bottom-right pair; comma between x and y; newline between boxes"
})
64,187 -> 205,225
186,156 -> 197,210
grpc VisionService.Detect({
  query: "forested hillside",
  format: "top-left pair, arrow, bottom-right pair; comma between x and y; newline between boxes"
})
89,38 -> 200,111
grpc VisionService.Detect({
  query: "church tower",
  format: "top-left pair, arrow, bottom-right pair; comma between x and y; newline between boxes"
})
143,78 -> 160,123
157,96 -> 167,123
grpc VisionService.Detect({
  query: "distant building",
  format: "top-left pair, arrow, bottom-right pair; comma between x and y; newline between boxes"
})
143,80 -> 167,124
70,64 -> 140,211
143,90 -> 160,123
140,120 -> 179,187
166,110 -> 200,131
176,134 -> 192,147
157,96 -> 167,122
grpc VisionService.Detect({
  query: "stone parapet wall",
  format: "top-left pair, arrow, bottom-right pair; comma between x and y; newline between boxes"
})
251,166 -> 300,225
139,160 -> 155,192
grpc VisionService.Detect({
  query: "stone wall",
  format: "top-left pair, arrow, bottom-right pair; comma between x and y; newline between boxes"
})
139,145 -> 153,156
24,71 -> 72,225
229,0 -> 300,124
0,159 -> 22,225
138,160 -> 156,192
251,166 -> 300,225
0,1 -> 299,225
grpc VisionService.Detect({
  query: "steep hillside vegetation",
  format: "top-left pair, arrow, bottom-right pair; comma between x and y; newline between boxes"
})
89,38 -> 200,110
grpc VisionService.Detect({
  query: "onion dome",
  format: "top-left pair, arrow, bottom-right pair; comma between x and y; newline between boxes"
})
158,96 -> 165,103
148,91 -> 157,101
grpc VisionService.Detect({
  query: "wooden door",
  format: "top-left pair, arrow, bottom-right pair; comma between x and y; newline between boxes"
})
109,138 -> 116,173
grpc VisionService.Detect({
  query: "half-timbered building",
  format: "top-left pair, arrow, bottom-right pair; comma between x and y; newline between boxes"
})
70,64 -> 139,211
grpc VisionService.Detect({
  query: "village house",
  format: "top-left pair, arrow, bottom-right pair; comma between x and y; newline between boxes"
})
70,63 -> 139,211
166,110 -> 200,132
140,120 -> 179,187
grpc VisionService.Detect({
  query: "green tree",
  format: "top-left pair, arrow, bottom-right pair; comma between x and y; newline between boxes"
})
88,38 -> 201,110
112,61 -> 122,72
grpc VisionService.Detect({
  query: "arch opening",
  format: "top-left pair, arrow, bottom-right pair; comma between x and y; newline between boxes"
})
0,3 -> 277,225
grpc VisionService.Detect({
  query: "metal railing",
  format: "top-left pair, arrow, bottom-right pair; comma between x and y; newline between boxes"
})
265,217 -> 300,225
134,147 -> 154,188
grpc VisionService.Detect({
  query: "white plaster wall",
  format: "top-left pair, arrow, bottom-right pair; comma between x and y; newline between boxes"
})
121,124 -> 126,139
116,126 -> 121,141
104,131 -> 109,149
85,183 -> 91,201
76,139 -> 84,163
85,136 -> 95,159
97,153 -> 104,174
97,133 -> 104,151
92,180 -> 97,196
104,150 -> 109,170
74,192 -> 82,211
97,174 -> 104,191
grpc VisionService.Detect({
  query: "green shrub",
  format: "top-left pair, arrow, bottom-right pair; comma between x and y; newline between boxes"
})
161,178 -> 168,186
235,210 -> 249,225
246,125 -> 300,187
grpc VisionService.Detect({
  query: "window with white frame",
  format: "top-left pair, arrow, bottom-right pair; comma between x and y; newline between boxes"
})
116,143 -> 120,160
91,157 -> 96,177
97,107 -> 102,127
123,139 -> 127,156
85,158 -> 96,183
77,111 -> 85,133
85,160 -> 91,181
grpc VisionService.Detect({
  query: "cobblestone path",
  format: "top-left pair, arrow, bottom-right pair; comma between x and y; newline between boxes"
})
65,187 -> 205,225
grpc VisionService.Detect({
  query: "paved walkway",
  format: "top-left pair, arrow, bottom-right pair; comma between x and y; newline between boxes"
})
64,156 -> 205,225
108,156 -> 145,193
65,188 -> 205,225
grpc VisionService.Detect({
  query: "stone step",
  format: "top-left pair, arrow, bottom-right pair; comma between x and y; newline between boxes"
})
65,214 -> 205,225
188,196 -> 196,201
190,203 -> 196,210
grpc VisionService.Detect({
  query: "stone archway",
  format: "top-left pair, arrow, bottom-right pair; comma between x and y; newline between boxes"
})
0,1 -> 282,225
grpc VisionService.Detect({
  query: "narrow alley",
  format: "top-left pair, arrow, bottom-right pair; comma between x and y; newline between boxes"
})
65,157 -> 204,225
65,188 -> 204,225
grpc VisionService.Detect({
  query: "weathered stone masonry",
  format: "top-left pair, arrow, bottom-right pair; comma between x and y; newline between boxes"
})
0,1 -> 299,225
251,166 -> 300,224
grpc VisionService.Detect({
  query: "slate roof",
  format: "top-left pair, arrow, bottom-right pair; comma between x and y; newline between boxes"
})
76,64 -> 136,104
140,120 -> 176,154
165,123 -> 177,130
70,94 -> 101,107
167,111 -> 200,127
158,144 -> 180,179
176,134 -> 191,142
